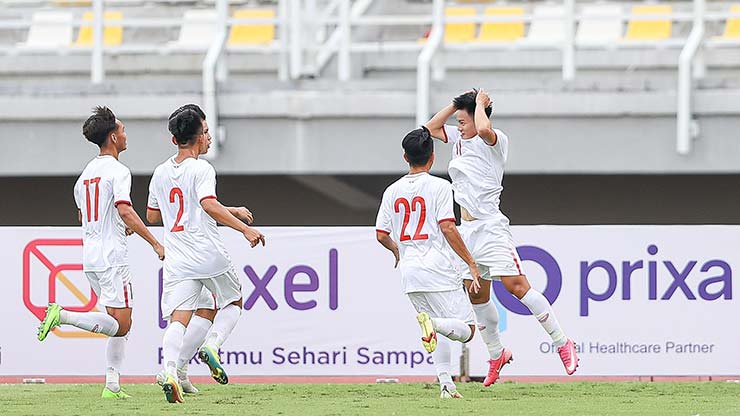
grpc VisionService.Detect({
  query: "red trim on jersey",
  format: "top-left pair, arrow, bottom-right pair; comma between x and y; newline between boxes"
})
441,127 -> 449,143
123,284 -> 130,308
512,251 -> 523,275
376,229 -> 390,235
147,206 -> 160,211
437,218 -> 456,224
200,195 -> 217,203
114,200 -> 131,207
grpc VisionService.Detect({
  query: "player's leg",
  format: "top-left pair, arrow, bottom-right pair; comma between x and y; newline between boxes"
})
100,267 -> 134,398
501,272 -> 579,375
198,268 -> 243,385
37,270 -> 120,341
425,287 -> 476,344
176,289 -> 217,394
160,278 -> 202,403
432,338 -> 462,399
464,269 -> 511,387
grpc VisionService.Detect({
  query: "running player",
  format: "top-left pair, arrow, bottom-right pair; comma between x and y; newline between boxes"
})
425,89 -> 579,386
37,106 -> 165,398
151,104 -> 254,395
147,105 -> 265,403
376,126 -> 482,399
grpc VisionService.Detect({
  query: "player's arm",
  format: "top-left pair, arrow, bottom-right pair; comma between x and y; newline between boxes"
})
475,88 -> 497,146
116,203 -> 165,260
226,206 -> 254,224
201,198 -> 265,247
376,231 -> 400,268
424,102 -> 456,142
439,221 -> 481,293
77,209 -> 82,224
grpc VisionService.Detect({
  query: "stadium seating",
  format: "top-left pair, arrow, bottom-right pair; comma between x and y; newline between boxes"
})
74,11 -> 124,47
228,9 -> 275,46
624,4 -> 673,40
719,4 -> 740,39
576,3 -> 623,46
526,4 -> 565,43
476,6 -> 525,42
18,11 -> 74,49
170,9 -> 217,49
444,7 -> 477,43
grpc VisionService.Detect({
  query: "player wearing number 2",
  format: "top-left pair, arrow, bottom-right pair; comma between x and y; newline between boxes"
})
147,104 -> 265,403
37,106 -> 165,399
376,126 -> 482,399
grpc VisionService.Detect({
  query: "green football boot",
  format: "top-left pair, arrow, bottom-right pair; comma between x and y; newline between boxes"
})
198,345 -> 228,385
101,387 -> 131,399
37,303 -> 62,341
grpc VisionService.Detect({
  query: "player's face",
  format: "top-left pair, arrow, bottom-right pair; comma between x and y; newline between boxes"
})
455,110 -> 477,139
112,120 -> 127,152
198,119 -> 212,155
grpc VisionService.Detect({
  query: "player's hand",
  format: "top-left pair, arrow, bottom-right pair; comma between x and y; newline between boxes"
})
153,242 -> 165,261
234,207 -> 254,224
476,88 -> 491,108
243,227 -> 266,248
468,264 -> 481,294
125,227 -> 134,236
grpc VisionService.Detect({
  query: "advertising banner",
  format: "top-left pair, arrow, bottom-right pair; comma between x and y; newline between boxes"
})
1,226 -> 737,377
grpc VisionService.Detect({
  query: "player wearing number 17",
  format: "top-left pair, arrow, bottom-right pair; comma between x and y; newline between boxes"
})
375,126 -> 483,399
37,106 -> 165,399
147,105 -> 265,403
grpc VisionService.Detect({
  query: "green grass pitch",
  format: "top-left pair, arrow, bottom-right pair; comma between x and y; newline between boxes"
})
1,382 -> 739,415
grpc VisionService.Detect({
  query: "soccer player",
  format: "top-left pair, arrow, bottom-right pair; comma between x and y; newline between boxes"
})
152,104 -> 254,395
425,89 -> 579,386
36,106 -> 165,399
376,126 -> 482,399
147,104 -> 265,403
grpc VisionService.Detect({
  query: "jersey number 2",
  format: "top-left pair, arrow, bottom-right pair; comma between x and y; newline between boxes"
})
83,177 -> 101,222
169,187 -> 185,232
394,197 -> 429,241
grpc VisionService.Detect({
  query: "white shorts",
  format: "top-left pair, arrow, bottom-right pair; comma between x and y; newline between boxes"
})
84,265 -> 133,309
407,287 -> 475,325
161,267 -> 242,321
458,217 -> 524,281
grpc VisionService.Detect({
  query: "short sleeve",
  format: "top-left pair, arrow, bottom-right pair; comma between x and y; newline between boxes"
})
442,125 -> 461,144
375,191 -> 392,235
436,181 -> 456,224
492,128 -> 509,161
196,162 -> 217,203
146,173 -> 159,211
112,167 -> 132,207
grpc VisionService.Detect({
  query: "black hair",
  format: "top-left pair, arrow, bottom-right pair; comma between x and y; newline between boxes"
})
402,126 -> 434,167
453,89 -> 492,118
82,106 -> 117,147
168,107 -> 204,145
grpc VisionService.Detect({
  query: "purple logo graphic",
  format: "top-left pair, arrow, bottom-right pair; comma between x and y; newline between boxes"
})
492,245 -> 563,316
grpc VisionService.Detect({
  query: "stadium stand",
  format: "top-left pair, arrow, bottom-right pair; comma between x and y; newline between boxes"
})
476,6 -> 525,42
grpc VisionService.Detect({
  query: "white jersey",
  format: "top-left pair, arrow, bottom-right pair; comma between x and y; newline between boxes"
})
73,155 -> 131,272
147,156 -> 232,280
375,172 -> 462,293
443,125 -> 510,221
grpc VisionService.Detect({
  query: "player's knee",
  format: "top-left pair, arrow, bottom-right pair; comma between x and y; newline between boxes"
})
508,283 -> 529,299
115,319 -> 131,337
468,290 -> 488,304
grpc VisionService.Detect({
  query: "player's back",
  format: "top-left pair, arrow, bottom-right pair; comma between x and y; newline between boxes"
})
377,172 -> 460,293
73,155 -> 130,271
148,156 -> 231,279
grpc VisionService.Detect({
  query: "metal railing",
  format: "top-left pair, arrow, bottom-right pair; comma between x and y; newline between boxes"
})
2,0 -> 740,157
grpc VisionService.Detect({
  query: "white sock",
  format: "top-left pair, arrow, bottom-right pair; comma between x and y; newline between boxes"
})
162,321 -> 186,376
520,289 -> 567,347
59,310 -> 119,337
431,337 -> 454,390
205,304 -> 241,349
105,333 -> 128,392
177,315 -> 212,370
431,317 -> 472,343
472,301 -> 504,359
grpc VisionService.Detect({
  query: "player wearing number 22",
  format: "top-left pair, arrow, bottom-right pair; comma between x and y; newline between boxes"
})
146,104 -> 265,403
376,126 -> 483,399
37,106 -> 165,399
